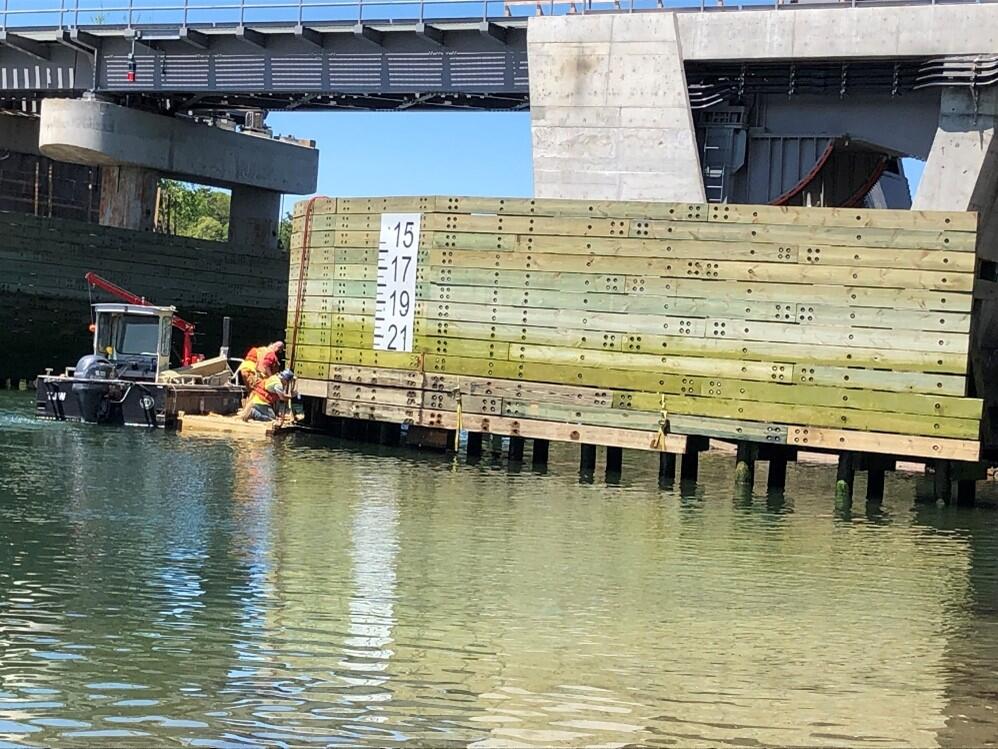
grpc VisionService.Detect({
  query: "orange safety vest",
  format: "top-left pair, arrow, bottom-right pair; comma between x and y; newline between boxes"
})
250,374 -> 283,408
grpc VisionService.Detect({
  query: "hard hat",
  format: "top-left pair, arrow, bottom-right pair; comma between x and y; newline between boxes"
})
279,369 -> 295,381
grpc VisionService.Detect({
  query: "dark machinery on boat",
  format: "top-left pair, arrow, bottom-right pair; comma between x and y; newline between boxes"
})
36,273 -> 245,427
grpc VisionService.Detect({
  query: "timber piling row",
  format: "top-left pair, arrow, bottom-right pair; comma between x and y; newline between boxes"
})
299,414 -> 988,504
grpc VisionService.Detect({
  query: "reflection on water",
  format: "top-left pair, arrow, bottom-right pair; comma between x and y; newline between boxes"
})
1,392 -> 996,748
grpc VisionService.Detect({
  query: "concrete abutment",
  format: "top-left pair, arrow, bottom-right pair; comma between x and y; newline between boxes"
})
35,98 -> 317,252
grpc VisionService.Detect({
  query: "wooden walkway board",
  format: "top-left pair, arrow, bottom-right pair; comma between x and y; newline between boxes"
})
176,412 -> 290,438
290,196 -> 985,461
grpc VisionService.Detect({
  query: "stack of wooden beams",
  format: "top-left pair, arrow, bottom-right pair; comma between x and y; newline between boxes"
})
288,197 -> 982,462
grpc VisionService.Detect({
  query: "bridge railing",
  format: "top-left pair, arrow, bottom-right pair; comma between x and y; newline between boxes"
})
0,0 -> 989,30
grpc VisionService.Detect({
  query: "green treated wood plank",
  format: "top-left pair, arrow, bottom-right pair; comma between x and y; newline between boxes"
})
329,347 -> 424,370
413,336 -> 510,360
513,344 -> 793,383
622,378 -> 982,419
415,319 -> 625,352
706,318 -> 968,354
429,249 -> 971,291
618,332 -> 967,374
424,213 -> 632,238
504,399 -> 665,431
795,364 -> 965,396
800,246 -> 974,272
706,203 -> 976,233
671,279 -> 971,313
511,234 -> 797,262
794,304 -> 970,333
631,218 -> 975,251
417,300 -> 708,337
662,394 -> 979,439
667,414 -> 789,443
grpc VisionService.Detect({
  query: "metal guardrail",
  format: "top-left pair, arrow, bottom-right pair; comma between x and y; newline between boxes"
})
0,0 -> 991,30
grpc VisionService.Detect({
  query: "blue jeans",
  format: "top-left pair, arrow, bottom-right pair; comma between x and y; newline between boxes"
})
247,404 -> 277,422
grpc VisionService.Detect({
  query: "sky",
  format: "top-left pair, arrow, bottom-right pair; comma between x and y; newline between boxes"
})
268,110 -> 925,208
268,111 -> 534,207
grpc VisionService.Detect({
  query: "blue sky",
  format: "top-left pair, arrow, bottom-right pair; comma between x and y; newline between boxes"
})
269,111 -> 534,204
269,110 -> 925,205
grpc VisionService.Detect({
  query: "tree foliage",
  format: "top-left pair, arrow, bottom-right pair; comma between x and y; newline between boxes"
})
158,179 -> 294,252
158,180 -> 231,242
278,211 -> 293,251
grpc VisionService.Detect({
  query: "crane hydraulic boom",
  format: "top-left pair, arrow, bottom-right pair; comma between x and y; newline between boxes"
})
84,272 -> 199,366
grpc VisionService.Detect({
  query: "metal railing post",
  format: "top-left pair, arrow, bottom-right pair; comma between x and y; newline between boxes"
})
184,0 -> 189,27
1,0 -> 7,30
298,0 -> 304,25
240,0 -> 246,25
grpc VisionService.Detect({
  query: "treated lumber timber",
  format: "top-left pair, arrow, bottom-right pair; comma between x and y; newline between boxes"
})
177,413 -> 286,438
510,346 -> 793,383
786,426 -> 979,462
706,318 -> 967,354
667,415 -> 788,444
706,203 -> 976,232
629,218 -> 974,252
794,365 -> 965,396
428,249 -> 972,290
623,379 -> 981,419
413,267 -> 974,312
663,395 -> 978,439
296,378 -> 327,398
290,317 -> 968,373
321,397 -> 687,453
305,197 -> 975,232
503,399 -> 665,431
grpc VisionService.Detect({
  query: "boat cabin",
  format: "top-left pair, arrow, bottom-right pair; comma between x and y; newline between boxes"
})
92,303 -> 174,381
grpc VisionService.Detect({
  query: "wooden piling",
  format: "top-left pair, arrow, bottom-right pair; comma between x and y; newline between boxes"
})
957,479 -> 977,507
767,456 -> 788,491
680,449 -> 699,483
466,432 -> 483,458
490,434 -> 504,459
580,443 -> 597,473
532,439 -> 550,468
866,466 -> 886,502
933,460 -> 952,503
734,442 -> 755,488
508,436 -> 525,463
835,452 -> 856,502
658,453 -> 676,486
606,446 -> 623,476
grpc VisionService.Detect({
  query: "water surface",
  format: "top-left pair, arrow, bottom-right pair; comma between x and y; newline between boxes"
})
1,391 -> 996,748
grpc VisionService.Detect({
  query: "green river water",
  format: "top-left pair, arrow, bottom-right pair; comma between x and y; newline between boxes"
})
1,390 -> 996,748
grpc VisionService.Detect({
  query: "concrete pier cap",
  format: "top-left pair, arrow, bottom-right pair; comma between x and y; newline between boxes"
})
38,98 -> 318,195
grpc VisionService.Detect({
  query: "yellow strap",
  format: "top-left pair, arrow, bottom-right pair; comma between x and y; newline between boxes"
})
454,390 -> 463,451
654,393 -> 668,451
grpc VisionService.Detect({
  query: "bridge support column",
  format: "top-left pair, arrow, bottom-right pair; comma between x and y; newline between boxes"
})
229,186 -> 281,252
528,13 -> 705,202
38,98 -> 317,250
914,88 -> 998,233
100,165 -> 159,232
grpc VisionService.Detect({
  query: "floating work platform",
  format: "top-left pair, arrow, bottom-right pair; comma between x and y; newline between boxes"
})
176,412 -> 293,439
286,195 -> 993,500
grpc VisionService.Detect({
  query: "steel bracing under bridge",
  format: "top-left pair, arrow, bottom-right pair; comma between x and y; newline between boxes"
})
0,0 -> 995,115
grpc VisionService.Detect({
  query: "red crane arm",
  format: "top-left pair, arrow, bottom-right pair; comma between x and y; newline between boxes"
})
84,272 -> 198,365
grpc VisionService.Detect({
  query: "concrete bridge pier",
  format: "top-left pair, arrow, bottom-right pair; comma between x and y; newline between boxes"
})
37,98 -> 318,252
529,13 -> 705,203
100,165 -> 159,232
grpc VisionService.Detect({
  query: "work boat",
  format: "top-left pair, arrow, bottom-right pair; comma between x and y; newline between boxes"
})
35,274 -> 245,428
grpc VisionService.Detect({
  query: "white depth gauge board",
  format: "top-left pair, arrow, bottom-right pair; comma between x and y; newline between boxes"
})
373,212 -> 421,352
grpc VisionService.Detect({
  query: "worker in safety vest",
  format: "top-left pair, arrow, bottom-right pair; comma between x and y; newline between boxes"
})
240,369 -> 295,422
237,341 -> 284,388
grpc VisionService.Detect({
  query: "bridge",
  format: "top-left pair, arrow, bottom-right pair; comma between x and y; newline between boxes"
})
0,0 -> 996,247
